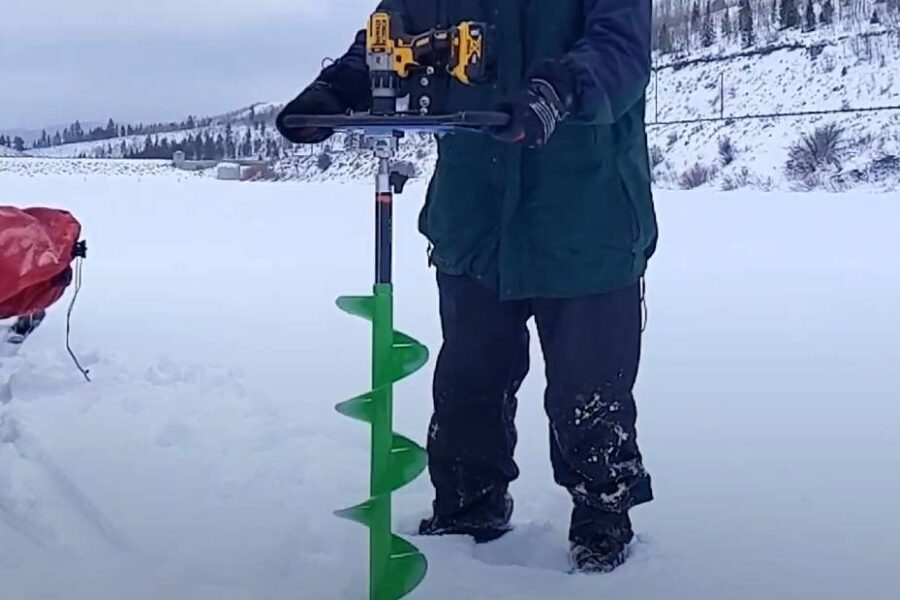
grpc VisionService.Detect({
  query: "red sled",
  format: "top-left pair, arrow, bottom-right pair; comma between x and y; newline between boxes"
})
0,207 -> 84,320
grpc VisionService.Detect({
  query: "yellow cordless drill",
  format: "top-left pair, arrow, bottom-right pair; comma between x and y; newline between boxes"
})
365,11 -> 492,115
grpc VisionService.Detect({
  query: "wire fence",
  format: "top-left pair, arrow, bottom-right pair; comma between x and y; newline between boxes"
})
647,103 -> 900,127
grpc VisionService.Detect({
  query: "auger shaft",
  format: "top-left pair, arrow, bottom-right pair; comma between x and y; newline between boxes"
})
372,143 -> 397,599
370,282 -> 394,598
375,153 -> 394,285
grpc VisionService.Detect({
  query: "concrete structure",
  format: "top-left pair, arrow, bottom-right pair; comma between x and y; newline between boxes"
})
216,162 -> 242,181
172,151 -> 219,172
174,152 -> 274,181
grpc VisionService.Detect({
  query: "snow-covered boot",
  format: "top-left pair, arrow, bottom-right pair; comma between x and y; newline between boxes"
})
419,491 -> 514,543
569,538 -> 629,574
568,509 -> 633,574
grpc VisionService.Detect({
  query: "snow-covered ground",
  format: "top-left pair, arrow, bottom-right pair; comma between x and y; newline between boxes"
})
1,163 -> 899,600
0,147 -> 26,158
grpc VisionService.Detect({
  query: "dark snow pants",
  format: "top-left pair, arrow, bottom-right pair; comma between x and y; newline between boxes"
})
428,272 -> 653,540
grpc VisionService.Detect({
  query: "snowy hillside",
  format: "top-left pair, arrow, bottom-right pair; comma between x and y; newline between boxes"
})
648,26 -> 900,190
2,166 -> 900,600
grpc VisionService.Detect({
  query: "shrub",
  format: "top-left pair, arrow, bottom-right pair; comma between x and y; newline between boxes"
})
317,151 -> 333,171
718,136 -> 736,166
649,145 -> 665,169
721,166 -> 751,190
869,154 -> 900,180
785,124 -> 846,183
679,163 -> 715,189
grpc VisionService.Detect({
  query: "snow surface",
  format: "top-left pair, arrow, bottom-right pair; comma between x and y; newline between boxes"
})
0,147 -> 25,158
1,164 -> 900,599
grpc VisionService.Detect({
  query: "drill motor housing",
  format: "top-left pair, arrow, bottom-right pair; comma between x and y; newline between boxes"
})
366,11 -> 492,116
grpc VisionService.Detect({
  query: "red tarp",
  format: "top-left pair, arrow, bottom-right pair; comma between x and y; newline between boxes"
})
0,207 -> 82,319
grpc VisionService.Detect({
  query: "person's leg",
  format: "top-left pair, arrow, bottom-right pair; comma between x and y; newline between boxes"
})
533,282 -> 652,570
420,272 -> 530,541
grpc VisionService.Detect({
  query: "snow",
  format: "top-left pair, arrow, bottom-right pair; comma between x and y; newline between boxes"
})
647,29 -> 900,190
0,147 -> 25,158
1,163 -> 900,599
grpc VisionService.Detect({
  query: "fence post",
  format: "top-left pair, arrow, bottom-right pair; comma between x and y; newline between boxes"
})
720,72 -> 725,119
655,69 -> 659,124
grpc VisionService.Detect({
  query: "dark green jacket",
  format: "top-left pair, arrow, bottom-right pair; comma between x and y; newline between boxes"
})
323,0 -> 658,300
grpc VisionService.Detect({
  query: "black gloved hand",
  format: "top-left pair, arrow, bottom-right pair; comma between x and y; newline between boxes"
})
490,59 -> 576,149
276,82 -> 344,145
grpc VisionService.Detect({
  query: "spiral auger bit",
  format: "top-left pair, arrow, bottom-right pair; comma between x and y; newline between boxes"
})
331,132 -> 429,600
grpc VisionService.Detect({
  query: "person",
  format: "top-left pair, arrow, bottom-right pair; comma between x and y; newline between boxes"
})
277,0 -> 658,574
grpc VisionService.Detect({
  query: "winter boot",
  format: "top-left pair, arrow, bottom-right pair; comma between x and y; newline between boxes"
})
419,491 -> 514,544
568,508 -> 634,574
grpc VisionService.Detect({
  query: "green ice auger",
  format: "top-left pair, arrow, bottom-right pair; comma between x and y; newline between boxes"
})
334,132 -> 429,600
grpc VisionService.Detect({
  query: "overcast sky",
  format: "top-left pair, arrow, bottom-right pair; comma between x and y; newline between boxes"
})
0,0 -> 373,129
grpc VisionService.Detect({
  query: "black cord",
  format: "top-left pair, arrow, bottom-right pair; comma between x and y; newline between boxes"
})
66,258 -> 91,382
640,276 -> 648,334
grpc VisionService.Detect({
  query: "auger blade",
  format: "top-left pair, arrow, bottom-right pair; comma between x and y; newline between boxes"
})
337,296 -> 376,321
381,535 -> 428,600
385,435 -> 428,494
335,391 -> 375,422
335,500 -> 374,526
392,333 -> 429,381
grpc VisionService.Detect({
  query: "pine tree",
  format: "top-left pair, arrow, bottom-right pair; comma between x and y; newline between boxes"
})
13,137 -> 26,152
242,129 -> 252,157
659,22 -> 674,54
691,1 -> 702,30
0,135 -> 7,147
722,8 -> 733,40
820,0 -> 835,24
53,131 -> 62,146
870,9 -> 880,24
224,123 -> 235,158
780,0 -> 801,29
740,0 -> 756,48
804,0 -> 817,31
701,1 -> 716,46
214,134 -> 225,160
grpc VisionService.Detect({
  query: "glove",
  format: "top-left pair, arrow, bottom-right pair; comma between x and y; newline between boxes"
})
490,59 -> 576,149
276,82 -> 344,145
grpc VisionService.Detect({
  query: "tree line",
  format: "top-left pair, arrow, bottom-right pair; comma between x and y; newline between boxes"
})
0,135 -> 26,152
655,0 -> 900,54
75,122 -> 285,161
28,115 -> 215,150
